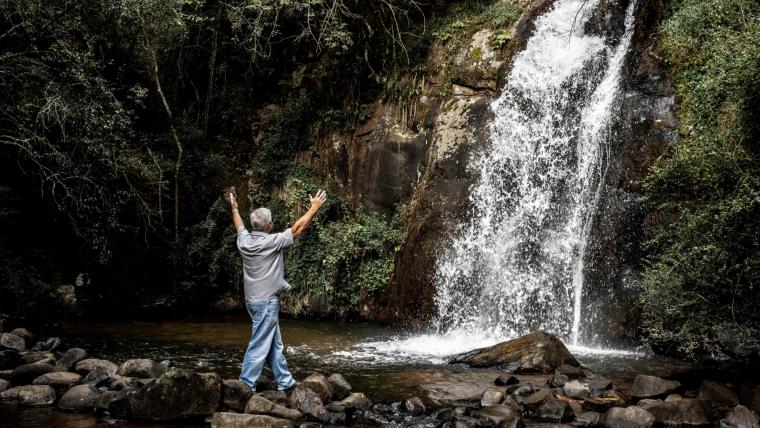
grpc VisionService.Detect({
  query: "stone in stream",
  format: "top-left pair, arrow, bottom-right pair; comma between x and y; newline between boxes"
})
0,378 -> 8,392
0,333 -> 26,353
475,404 -> 524,428
31,337 -> 61,352
522,388 -> 573,422
698,380 -> 739,411
81,366 -> 111,387
327,411 -> 347,425
600,406 -> 655,428
287,385 -> 328,422
301,372 -> 333,403
10,362 -> 56,386
0,384 -> 56,406
58,384 -> 102,412
448,331 -> 579,373
480,389 -> 504,407
21,352 -> 54,365
646,398 -> 710,426
9,328 -> 33,347
95,389 -> 126,413
118,358 -> 167,379
510,384 -> 535,397
587,376 -> 612,396
74,358 -> 118,376
222,379 -> 253,412
563,379 -> 591,399
336,392 -> 372,410
327,373 -> 352,400
636,398 -> 663,410
245,395 -> 302,420
0,350 -> 22,370
495,374 -> 520,386
720,404 -> 759,428
260,390 -> 290,407
108,375 -> 142,390
403,395 -> 426,414
110,369 -> 222,420
55,348 -> 87,372
32,371 -> 81,389
574,411 -> 601,427
211,411 -> 294,428
629,374 -> 681,399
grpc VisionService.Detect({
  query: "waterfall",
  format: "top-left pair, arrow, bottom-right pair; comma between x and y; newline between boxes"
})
433,0 -> 638,347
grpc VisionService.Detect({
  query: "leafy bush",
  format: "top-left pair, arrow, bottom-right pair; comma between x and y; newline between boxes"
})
640,0 -> 760,359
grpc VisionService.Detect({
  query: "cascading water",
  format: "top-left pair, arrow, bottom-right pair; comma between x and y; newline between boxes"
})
433,0 -> 638,348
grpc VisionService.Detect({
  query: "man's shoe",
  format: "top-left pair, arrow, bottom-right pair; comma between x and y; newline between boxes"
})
280,379 -> 298,392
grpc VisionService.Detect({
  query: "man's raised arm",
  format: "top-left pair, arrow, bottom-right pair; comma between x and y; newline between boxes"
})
291,190 -> 327,239
229,193 -> 244,231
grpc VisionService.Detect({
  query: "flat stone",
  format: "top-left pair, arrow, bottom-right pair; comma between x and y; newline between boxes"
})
301,372 -> 332,403
647,398 -> 710,426
55,348 -> 87,372
481,389 -> 504,407
245,395 -> 302,420
720,404 -> 759,428
327,373 -> 351,400
449,331 -> 579,373
74,358 -> 117,376
118,358 -> 167,379
0,334 -> 25,353
0,385 -> 56,406
223,379 -> 253,412
58,384 -> 101,412
32,371 -> 81,388
600,406 -> 655,428
11,363 -> 56,386
630,374 -> 681,399
211,411 -> 294,428
476,404 -> 523,428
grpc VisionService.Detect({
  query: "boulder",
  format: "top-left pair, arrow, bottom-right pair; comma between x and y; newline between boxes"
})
108,375 -> 141,390
327,373 -> 351,400
698,380 -> 739,411
550,371 -> 570,387
110,369 -> 222,420
630,374 -> 681,399
0,370 -> 12,380
337,392 -> 372,411
522,389 -> 573,422
475,404 -> 524,428
511,384 -> 535,397
9,328 -> 32,346
600,406 -> 656,428
74,358 -> 117,376
81,366 -> 111,387
647,398 -> 710,427
0,384 -> 56,406
245,395 -> 302,420
449,331 -> 579,372
0,350 -> 22,370
11,362 -> 56,386
21,352 -> 54,365
287,385 -> 328,422
222,379 -> 253,412
481,389 -> 504,407
58,384 -> 101,412
95,390 -> 126,413
587,377 -> 613,396
31,337 -> 61,352
0,378 -> 8,392
557,364 -> 585,379
55,348 -> 87,372
742,384 -> 760,417
637,399 -> 663,410
720,405 -> 759,428
563,379 -> 590,399
32,371 -> 81,388
574,411 -> 601,427
118,358 -> 167,379
403,395 -> 426,414
211,411 -> 294,428
495,374 -> 520,386
260,390 -> 289,408
301,373 -> 332,404
0,333 -> 25,353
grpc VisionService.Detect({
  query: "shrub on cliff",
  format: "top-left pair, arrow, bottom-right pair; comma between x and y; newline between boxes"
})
640,0 -> 760,359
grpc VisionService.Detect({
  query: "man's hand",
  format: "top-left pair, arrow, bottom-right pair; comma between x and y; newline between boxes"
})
229,191 -> 244,232
308,190 -> 327,210
230,192 -> 239,211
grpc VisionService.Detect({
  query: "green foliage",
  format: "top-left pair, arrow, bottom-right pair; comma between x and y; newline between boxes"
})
430,1 -> 521,42
640,0 -> 760,359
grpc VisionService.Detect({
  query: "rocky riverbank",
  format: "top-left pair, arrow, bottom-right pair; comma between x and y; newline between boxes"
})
2,326 -> 759,427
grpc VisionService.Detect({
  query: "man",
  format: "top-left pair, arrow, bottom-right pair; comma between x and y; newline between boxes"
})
228,189 -> 327,392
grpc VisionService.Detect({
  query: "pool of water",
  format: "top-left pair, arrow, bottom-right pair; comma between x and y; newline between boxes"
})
2,317 -> 690,427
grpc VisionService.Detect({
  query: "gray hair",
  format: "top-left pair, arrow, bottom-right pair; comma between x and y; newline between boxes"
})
250,207 -> 272,232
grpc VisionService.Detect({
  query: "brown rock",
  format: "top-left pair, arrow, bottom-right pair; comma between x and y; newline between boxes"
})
630,374 -> 681,399
647,398 -> 710,426
210,411 -> 294,428
245,395 -> 302,420
301,373 -> 332,403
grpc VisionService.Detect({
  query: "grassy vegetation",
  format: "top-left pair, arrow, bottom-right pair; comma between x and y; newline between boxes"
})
640,0 -> 760,359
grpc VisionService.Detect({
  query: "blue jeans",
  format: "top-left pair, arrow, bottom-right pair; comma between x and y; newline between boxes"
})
239,298 -> 295,391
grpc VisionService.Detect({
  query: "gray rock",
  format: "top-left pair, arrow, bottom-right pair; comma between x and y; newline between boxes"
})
563,379 -> 590,399
0,378 -> 8,392
480,389 -> 504,407
451,415 -> 481,428
301,373 -> 332,403
108,375 -> 141,390
326,402 -> 347,412
337,392 -> 372,410
21,352 -> 54,365
587,377 -> 613,396
110,369 -> 222,420
11,362 -> 56,386
699,380 -> 739,410
476,404 -> 524,428
0,333 -> 25,353
449,331 -> 579,373
259,389 -> 289,407
55,348 -> 87,372
211,411 -> 294,428
647,398 -> 711,426
81,366 -> 111,387
404,395 -> 426,414
0,384 -> 56,406
298,423 -> 322,428
720,404 -> 759,428
95,389 -> 126,413
58,384 -> 102,411
573,411 -> 601,427
511,384 -> 535,396
557,364 -> 584,379
222,379 -> 253,412
327,373 -> 351,400
74,358 -> 117,376
550,371 -> 570,387
287,385 -> 328,422
32,371 -> 81,388
327,411 -> 346,425
9,328 -> 32,346
665,393 -> 682,401
495,374 -> 520,386
118,358 -> 167,379
630,374 -> 681,399
31,337 -> 61,352
245,395 -> 302,420
522,388 -> 573,422
600,406 -> 655,428
637,398 -> 663,410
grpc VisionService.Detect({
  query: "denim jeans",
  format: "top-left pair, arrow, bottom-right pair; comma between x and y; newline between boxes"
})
239,298 -> 295,391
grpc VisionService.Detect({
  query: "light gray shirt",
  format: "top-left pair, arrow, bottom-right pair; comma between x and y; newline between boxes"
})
236,227 -> 294,302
